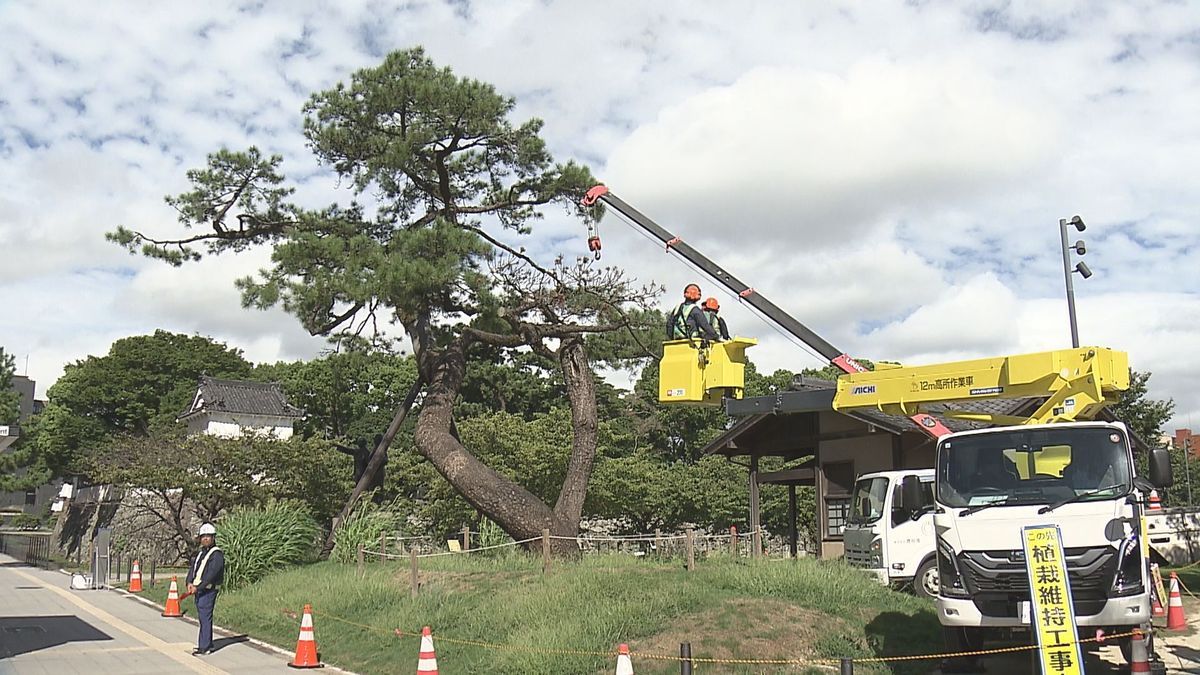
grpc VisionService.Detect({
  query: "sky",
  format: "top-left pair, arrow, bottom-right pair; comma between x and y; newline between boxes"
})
1,1 -> 1198,433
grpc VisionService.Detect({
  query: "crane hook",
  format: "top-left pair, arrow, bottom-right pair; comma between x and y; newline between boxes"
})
586,222 -> 602,260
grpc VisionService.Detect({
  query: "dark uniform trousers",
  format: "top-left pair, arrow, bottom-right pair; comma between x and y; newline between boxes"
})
195,587 -> 218,651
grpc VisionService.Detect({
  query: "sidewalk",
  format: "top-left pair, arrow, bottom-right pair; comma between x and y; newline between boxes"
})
0,554 -> 307,674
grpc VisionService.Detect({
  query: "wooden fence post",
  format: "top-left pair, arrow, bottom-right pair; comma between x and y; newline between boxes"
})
409,549 -> 419,598
730,526 -> 738,557
462,526 -> 471,552
655,529 -> 662,561
357,543 -> 365,578
685,529 -> 695,572
542,528 -> 551,574
397,530 -> 406,555
380,531 -> 388,559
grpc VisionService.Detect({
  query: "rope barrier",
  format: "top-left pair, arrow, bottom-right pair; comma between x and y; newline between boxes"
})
284,605 -> 1141,667
364,536 -> 542,560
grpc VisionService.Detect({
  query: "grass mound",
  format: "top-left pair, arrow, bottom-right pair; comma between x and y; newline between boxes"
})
140,553 -> 941,674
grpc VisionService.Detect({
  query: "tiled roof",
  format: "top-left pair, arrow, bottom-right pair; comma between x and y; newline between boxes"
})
178,376 -> 304,420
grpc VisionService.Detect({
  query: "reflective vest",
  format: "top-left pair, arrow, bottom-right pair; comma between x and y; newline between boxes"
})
191,545 -> 222,589
670,302 -> 700,339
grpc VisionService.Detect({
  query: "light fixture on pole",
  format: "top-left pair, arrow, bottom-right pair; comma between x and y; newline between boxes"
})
1058,215 -> 1091,348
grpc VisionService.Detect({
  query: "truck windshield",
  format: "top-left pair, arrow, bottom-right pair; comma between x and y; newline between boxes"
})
849,477 -> 890,524
936,427 -> 1132,509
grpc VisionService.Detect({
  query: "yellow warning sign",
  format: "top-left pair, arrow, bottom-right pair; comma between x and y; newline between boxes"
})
1152,563 -> 1168,613
1023,525 -> 1084,675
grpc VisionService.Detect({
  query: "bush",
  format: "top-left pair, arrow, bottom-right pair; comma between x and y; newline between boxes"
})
7,513 -> 41,530
331,496 -> 404,563
218,500 -> 320,589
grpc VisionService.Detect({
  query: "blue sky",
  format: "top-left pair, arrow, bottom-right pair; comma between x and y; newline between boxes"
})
1,1 -> 1198,434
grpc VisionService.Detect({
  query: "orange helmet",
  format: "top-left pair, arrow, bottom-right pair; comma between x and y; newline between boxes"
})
683,284 -> 701,301
703,297 -> 720,311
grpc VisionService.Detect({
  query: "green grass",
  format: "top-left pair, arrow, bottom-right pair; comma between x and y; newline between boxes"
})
121,554 -> 941,674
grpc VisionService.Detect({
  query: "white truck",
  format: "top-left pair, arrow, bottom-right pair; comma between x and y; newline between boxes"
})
843,469 -> 940,599
902,420 -> 1173,670
846,466 -> 1200,601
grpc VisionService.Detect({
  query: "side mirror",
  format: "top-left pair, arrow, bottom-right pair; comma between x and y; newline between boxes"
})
1149,446 -> 1174,488
899,475 -> 924,512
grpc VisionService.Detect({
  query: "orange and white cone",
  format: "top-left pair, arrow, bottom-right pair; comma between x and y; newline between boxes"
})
288,604 -> 322,668
161,576 -> 183,617
128,560 -> 143,593
1149,490 -> 1163,511
1129,628 -> 1152,673
1152,587 -> 1166,618
416,626 -> 438,674
615,643 -> 634,675
1167,572 -> 1187,630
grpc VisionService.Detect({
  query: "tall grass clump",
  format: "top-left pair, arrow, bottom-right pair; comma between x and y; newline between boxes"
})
476,517 -> 512,550
218,499 -> 320,589
331,496 -> 404,563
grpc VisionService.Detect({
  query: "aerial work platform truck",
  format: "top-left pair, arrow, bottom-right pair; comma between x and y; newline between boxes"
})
582,184 -> 1174,670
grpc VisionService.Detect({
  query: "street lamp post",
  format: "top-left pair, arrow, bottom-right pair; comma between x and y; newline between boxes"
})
1058,216 -> 1092,348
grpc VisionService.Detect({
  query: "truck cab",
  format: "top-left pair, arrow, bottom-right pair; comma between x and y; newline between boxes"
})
930,420 -> 1173,666
843,469 -> 939,598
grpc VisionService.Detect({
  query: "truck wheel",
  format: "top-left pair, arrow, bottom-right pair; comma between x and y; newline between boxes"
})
1119,630 -> 1155,665
939,627 -> 985,673
913,557 -> 939,600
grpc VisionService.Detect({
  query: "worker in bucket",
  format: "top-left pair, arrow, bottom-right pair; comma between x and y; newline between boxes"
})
667,283 -> 719,342
701,297 -> 731,341
188,522 -> 225,656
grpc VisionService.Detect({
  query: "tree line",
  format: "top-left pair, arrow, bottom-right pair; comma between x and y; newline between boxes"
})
2,331 -> 815,554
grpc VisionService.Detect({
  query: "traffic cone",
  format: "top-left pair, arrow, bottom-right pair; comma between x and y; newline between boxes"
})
615,643 -> 634,675
288,604 -> 322,668
1149,490 -> 1163,511
416,626 -> 438,674
1167,573 -> 1187,630
161,576 -> 183,617
1129,628 -> 1152,673
128,560 -> 143,593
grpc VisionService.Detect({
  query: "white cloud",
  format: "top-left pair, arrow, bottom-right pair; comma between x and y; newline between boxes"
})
1,0 -> 1198,435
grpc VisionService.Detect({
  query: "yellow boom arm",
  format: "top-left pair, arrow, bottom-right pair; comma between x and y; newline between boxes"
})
832,347 -> 1130,425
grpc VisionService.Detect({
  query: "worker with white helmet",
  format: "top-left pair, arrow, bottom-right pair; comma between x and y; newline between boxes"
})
187,522 -> 225,656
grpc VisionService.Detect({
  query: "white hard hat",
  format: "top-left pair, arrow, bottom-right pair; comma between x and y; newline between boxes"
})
198,523 -> 217,536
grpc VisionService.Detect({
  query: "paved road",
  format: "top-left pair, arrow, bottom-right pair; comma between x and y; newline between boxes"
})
0,554 -> 301,674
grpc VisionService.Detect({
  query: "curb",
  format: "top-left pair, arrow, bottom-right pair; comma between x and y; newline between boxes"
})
103,580 -> 360,675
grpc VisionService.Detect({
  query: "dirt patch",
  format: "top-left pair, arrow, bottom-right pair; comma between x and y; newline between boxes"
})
392,568 -> 536,594
629,598 -> 850,670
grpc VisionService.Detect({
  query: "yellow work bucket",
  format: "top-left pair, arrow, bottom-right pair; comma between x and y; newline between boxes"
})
658,337 -> 757,406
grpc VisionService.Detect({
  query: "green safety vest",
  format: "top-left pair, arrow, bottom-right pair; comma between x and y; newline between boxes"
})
671,303 -> 700,339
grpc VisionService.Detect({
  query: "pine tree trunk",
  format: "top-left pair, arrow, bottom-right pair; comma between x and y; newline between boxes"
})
552,338 -> 598,532
412,341 -> 579,554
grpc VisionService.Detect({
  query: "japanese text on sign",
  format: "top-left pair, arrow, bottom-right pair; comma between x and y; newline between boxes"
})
1023,525 -> 1084,675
